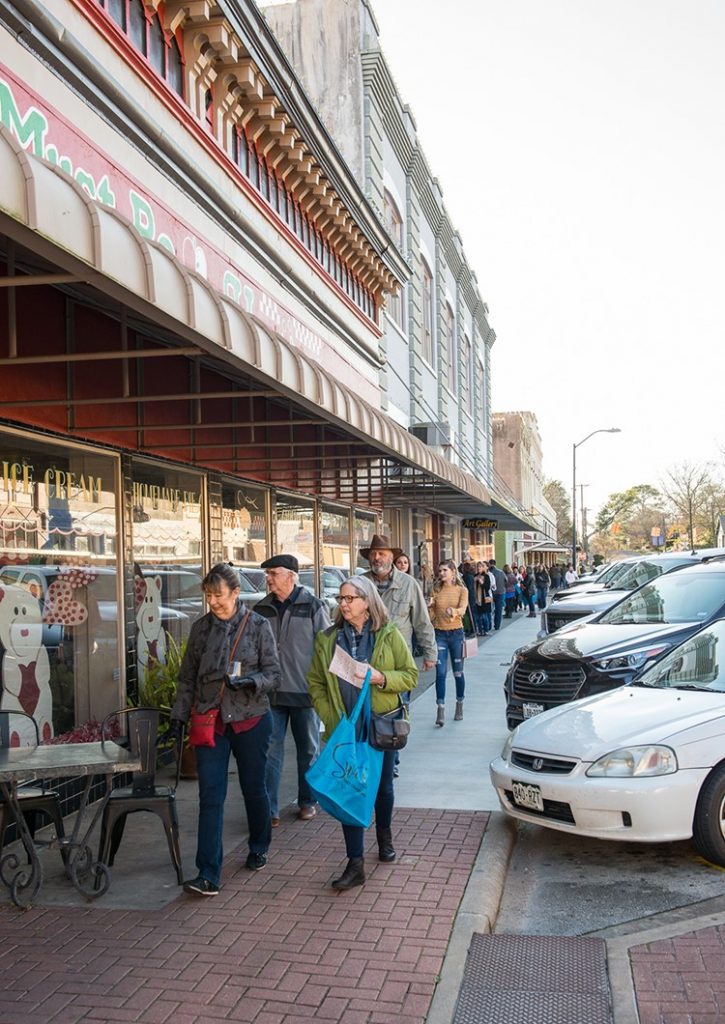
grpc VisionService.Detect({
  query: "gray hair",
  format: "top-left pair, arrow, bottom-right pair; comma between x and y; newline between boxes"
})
333,574 -> 389,631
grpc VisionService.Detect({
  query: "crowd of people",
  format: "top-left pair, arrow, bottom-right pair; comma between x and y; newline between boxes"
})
458,558 -> 581,632
168,542 -> 579,897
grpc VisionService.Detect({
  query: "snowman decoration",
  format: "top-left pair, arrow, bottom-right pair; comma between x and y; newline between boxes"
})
136,574 -> 166,683
0,584 -> 54,745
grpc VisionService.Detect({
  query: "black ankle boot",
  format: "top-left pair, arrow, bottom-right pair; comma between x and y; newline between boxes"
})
376,827 -> 396,863
331,857 -> 365,890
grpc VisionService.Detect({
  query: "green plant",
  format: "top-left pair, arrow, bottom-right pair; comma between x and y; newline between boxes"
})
138,634 -> 187,712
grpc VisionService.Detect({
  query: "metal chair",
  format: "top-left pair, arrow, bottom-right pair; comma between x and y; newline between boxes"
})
97,707 -> 183,884
0,710 -> 66,854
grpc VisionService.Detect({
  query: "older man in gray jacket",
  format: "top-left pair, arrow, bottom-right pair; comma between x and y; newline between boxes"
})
255,554 -> 330,827
360,535 -> 437,668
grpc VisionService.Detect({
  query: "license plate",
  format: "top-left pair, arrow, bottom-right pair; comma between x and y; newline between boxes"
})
512,781 -> 544,812
523,702 -> 544,719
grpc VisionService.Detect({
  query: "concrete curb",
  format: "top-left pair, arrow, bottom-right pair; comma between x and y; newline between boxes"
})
425,811 -> 517,1024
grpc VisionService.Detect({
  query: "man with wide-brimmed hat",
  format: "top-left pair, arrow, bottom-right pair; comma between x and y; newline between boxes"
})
360,534 -> 436,671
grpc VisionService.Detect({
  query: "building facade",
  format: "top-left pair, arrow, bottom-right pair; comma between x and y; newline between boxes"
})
492,411 -> 565,566
259,0 -> 534,573
0,0 -> 512,745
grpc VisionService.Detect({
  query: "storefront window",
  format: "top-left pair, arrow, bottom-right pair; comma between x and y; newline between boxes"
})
221,480 -> 269,605
0,431 -> 120,740
412,513 -> 434,597
321,505 -> 351,607
130,461 -> 203,684
353,510 -> 378,570
275,493 -> 316,595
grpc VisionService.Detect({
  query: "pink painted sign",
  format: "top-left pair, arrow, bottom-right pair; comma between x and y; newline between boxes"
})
0,64 -> 380,403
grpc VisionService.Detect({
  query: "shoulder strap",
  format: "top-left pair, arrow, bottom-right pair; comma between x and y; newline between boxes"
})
228,611 -> 251,668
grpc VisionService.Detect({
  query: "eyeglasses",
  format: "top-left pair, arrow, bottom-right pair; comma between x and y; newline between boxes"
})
335,594 -> 364,604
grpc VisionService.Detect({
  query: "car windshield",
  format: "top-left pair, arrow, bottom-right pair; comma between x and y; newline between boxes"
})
597,561 -> 631,585
637,619 -> 725,691
600,571 -> 725,626
607,560 -> 671,591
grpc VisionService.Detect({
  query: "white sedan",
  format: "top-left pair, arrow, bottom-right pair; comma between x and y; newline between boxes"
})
490,617 -> 725,865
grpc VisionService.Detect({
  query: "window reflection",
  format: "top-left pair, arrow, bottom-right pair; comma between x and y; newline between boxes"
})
130,462 -> 203,685
221,480 -> 269,606
642,625 -> 723,689
0,434 -> 120,740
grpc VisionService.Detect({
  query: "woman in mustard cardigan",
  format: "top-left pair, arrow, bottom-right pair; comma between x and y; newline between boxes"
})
307,574 -> 418,891
428,559 -> 469,727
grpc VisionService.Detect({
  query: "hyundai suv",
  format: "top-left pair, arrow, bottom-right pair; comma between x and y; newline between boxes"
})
505,557 -> 725,729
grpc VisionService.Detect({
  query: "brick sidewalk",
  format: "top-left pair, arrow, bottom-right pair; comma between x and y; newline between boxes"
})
631,924 -> 725,1023
0,807 -> 487,1024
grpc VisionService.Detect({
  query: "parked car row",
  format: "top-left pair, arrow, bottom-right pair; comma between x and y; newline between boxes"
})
492,551 -> 725,866
541,549 -> 725,635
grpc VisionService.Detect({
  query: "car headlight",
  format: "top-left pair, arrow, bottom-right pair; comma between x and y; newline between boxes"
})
586,745 -> 677,777
501,732 -> 515,760
591,643 -> 670,673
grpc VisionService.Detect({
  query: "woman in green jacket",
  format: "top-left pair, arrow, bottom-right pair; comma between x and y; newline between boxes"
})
307,574 -> 418,890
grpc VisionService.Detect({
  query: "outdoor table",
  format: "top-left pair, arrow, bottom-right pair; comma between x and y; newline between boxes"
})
0,740 -> 141,907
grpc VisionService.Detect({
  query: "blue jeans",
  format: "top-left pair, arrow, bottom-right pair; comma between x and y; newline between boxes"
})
265,705 -> 320,817
195,714 -> 272,886
493,593 -> 505,629
474,604 -> 492,634
537,587 -> 548,609
435,628 -> 465,704
342,749 -> 396,858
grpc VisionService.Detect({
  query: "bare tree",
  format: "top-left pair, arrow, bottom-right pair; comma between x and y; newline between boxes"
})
660,462 -> 715,549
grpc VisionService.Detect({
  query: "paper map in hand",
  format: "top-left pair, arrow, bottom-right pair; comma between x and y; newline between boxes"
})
328,647 -> 369,688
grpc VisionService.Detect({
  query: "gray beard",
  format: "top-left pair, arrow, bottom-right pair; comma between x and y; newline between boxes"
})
370,563 -> 392,578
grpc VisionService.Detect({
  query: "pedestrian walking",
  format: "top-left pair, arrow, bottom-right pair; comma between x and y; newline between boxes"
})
361,534 -> 436,670
565,564 -> 578,587
550,564 -> 562,590
522,565 -> 537,616
473,560 -> 493,635
488,558 -> 507,630
503,564 -> 517,618
535,563 -> 551,609
254,554 -> 330,828
307,575 -> 417,890
428,559 -> 468,726
170,563 -> 281,896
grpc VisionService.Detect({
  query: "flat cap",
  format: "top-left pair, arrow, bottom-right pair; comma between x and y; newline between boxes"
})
260,554 -> 299,573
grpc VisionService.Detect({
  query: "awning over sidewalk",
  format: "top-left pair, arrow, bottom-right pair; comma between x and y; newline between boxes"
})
0,126 -> 495,514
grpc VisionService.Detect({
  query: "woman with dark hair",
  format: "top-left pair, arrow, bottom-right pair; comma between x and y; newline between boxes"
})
307,574 -> 417,890
428,560 -> 469,726
394,552 -> 412,574
170,563 -> 281,896
473,560 -> 493,635
503,564 -> 517,618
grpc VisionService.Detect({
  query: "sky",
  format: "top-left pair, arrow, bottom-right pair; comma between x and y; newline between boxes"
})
370,0 -> 725,519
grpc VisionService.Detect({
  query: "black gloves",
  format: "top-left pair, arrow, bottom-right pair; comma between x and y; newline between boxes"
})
165,719 -> 185,745
227,675 -> 257,696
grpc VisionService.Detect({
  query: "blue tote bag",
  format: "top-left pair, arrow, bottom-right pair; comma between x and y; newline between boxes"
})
305,670 -> 384,827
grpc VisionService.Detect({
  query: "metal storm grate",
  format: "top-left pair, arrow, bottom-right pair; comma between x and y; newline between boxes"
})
453,933 -> 612,1024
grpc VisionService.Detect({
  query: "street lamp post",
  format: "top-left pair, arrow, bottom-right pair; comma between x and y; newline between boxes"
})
572,428 -> 621,568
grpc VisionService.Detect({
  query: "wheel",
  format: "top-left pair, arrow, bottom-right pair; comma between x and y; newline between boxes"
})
692,762 -> 725,867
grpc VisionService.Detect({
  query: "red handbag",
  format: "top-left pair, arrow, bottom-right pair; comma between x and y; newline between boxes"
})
187,612 -> 250,748
188,708 -> 219,748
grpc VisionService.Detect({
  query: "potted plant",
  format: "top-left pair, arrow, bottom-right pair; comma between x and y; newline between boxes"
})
138,636 -> 197,778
